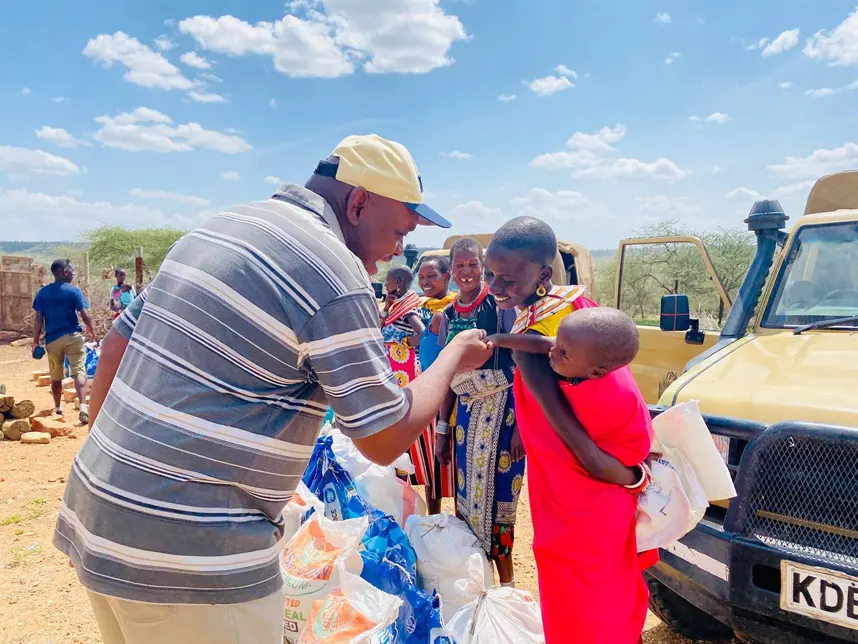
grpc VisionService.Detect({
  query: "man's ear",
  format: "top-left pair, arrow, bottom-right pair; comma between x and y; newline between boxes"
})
346,187 -> 369,227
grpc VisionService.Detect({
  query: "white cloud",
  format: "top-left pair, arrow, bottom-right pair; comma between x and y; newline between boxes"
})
0,145 -> 81,177
154,35 -> 175,51
187,89 -> 227,103
83,31 -> 224,103
773,180 -> 815,198
448,201 -> 503,231
664,52 -> 680,64
128,188 -> 210,205
527,75 -> 574,97
530,123 -> 689,181
35,126 -> 91,149
768,142 -> 858,179
93,106 -> 252,153
180,51 -> 213,69
511,187 -> 593,222
654,12 -> 671,24
497,94 -> 517,102
21,87 -> 32,96
51,96 -> 69,103
179,0 -> 468,78
726,187 -> 765,202
690,112 -> 732,124
778,81 -> 793,89
712,165 -> 723,174
443,150 -> 473,160
219,170 -> 242,181
805,87 -> 839,98
264,175 -> 281,184
576,158 -> 689,180
804,7 -> 858,67
269,98 -> 278,108
761,28 -> 800,56
554,64 -> 577,78
84,31 -> 194,90
0,188 -> 210,241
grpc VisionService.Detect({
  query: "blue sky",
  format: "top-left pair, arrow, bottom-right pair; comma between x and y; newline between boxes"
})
2,0 -> 858,249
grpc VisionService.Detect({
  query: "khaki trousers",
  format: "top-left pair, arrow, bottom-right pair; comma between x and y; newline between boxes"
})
87,589 -> 285,644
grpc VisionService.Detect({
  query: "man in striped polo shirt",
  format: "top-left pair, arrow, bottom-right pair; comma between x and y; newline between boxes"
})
55,135 -> 492,644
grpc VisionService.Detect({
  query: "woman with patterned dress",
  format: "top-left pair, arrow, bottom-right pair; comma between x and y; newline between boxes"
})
416,257 -> 457,513
435,238 -> 523,587
380,266 -> 439,502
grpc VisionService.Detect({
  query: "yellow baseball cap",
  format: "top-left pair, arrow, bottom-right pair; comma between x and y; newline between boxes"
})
314,134 -> 451,228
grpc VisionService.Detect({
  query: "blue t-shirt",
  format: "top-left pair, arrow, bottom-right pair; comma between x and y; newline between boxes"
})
32,282 -> 88,344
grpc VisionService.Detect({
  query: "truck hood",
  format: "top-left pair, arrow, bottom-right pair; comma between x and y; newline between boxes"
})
669,331 -> 858,428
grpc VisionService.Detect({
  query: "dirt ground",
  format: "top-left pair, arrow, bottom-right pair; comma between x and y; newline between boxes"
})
0,343 -> 733,643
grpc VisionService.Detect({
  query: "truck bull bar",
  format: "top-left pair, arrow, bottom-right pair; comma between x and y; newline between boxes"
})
647,406 -> 858,643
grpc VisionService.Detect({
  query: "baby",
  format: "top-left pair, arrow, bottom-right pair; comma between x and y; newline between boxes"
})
118,283 -> 135,310
487,306 -> 651,459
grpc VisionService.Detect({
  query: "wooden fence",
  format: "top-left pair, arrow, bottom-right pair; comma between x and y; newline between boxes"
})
0,256 -> 47,333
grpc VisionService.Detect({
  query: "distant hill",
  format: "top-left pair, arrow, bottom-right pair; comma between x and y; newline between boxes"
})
0,241 -> 88,268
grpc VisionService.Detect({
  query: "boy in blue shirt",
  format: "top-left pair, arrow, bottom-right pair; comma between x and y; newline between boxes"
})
32,259 -> 96,424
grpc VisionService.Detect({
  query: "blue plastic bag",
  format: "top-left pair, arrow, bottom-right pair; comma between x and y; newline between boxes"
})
301,436 -> 366,521
360,508 -> 418,594
386,586 -> 452,644
85,346 -> 99,378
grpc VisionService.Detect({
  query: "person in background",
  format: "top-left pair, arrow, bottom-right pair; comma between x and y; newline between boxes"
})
381,266 -> 441,510
485,216 -> 653,644
416,257 -> 456,513
109,268 -> 136,318
56,134 -> 493,644
435,237 -> 523,587
32,259 -> 96,424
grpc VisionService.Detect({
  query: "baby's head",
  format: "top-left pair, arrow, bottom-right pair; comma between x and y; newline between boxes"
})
548,307 -> 639,380
385,266 -> 414,298
120,283 -> 132,293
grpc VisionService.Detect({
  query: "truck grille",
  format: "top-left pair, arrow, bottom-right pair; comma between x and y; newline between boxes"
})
739,431 -> 858,567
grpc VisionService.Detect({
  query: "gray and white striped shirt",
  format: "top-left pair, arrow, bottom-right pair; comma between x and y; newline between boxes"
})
54,185 -> 409,604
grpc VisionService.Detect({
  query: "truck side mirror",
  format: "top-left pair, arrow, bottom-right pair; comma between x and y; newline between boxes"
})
660,294 -> 691,332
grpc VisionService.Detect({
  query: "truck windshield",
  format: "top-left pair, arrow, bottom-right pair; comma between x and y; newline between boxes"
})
763,222 -> 858,329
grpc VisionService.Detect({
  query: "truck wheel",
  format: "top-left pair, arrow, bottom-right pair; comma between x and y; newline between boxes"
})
647,576 -> 733,641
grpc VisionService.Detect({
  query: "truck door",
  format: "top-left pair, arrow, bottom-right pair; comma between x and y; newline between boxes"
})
613,236 -> 732,404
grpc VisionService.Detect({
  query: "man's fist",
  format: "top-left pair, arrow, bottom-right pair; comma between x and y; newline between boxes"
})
447,328 -> 493,372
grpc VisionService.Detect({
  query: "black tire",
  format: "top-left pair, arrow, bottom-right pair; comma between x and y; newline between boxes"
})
647,575 -> 733,641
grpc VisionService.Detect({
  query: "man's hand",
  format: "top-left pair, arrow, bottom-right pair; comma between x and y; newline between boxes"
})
509,426 -> 525,462
435,432 -> 451,466
86,328 -> 97,342
31,339 -> 40,353
446,328 -> 492,372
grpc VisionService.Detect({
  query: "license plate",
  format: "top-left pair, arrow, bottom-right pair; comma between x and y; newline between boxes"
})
781,560 -> 858,631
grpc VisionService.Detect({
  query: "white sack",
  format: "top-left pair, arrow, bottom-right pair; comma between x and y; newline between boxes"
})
652,400 -> 736,502
404,513 -> 494,623
354,465 -> 427,529
297,562 -> 402,644
330,426 -> 415,478
447,587 -> 545,644
281,513 -> 367,643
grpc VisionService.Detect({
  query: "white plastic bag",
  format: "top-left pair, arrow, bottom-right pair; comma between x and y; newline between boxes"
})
447,587 -> 545,644
354,465 -> 427,529
404,513 -> 494,623
636,401 -> 736,552
283,482 -> 324,544
652,401 -> 736,502
636,454 -> 705,551
330,426 -> 414,479
297,563 -> 402,644
281,513 -> 368,643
